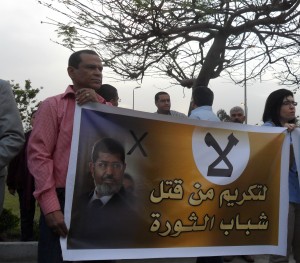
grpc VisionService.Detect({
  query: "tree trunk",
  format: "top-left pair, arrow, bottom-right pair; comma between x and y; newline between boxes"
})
188,33 -> 228,115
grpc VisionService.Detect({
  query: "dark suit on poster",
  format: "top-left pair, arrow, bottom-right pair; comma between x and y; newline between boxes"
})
68,187 -> 139,249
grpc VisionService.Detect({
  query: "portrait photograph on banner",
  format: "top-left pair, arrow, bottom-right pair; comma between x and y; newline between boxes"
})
61,103 -> 289,261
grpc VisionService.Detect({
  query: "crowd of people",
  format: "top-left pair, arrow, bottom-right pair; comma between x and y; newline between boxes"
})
0,49 -> 299,263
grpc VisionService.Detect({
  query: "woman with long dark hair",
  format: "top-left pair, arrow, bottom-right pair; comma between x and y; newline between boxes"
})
262,89 -> 300,263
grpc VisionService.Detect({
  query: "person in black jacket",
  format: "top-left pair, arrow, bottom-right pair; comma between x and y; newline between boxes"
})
7,110 -> 36,241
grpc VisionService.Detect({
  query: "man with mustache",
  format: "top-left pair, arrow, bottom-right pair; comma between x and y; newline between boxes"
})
89,137 -> 127,200
27,49 -> 111,262
68,137 -> 138,249
155,91 -> 187,117
224,106 -> 254,263
229,106 -> 246,124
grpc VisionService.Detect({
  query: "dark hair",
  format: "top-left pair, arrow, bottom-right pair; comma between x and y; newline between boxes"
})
262,89 -> 295,127
91,138 -> 125,163
155,91 -> 169,102
124,173 -> 134,182
123,173 -> 135,193
192,86 -> 214,107
68,50 -> 99,69
97,84 -> 118,101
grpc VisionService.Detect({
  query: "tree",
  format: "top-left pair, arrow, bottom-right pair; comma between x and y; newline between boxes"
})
217,109 -> 230,122
39,0 -> 300,90
275,47 -> 300,91
11,80 -> 42,131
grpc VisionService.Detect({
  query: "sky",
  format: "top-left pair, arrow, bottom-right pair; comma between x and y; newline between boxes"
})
1,0 -> 297,125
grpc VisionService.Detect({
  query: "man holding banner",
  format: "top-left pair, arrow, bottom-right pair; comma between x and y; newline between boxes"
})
27,50 -> 112,263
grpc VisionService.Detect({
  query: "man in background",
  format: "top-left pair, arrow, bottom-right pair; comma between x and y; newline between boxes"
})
224,106 -> 254,263
189,86 -> 220,122
97,84 -> 119,106
0,79 -> 24,216
155,91 -> 186,117
7,110 -> 37,241
230,106 -> 246,124
123,173 -> 135,194
189,86 -> 222,263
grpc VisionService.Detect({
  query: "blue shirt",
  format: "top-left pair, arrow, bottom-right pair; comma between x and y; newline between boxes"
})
263,121 -> 300,203
189,106 -> 220,122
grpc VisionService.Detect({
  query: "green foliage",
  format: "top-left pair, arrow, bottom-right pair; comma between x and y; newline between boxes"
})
33,219 -> 40,240
2,187 -> 40,241
0,209 -> 39,240
56,24 -> 79,50
11,80 -> 42,131
0,208 -> 19,233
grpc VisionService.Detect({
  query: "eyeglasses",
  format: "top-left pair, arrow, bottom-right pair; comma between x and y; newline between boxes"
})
94,161 -> 123,171
282,101 -> 297,106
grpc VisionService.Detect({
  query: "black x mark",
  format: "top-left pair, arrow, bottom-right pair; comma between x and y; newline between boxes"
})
127,130 -> 148,157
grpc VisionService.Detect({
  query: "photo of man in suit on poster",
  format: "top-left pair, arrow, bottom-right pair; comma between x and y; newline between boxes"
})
67,137 -> 139,249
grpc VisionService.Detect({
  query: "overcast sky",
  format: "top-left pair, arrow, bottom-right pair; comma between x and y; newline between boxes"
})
1,0 -> 296,125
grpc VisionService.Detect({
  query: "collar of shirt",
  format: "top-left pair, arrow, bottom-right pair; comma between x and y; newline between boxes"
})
156,110 -> 171,115
193,105 -> 213,111
63,85 -> 109,105
91,190 -> 113,205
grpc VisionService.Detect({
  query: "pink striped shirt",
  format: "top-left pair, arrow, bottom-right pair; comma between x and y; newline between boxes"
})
27,85 -> 108,215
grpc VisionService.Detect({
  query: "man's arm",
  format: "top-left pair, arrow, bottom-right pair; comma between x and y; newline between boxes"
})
27,99 -> 61,214
0,80 -> 25,170
27,98 -> 68,237
27,88 -> 109,237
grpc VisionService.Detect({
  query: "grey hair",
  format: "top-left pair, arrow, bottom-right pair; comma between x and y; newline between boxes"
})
230,106 -> 244,115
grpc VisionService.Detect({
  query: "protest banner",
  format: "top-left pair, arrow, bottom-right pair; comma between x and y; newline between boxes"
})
61,103 -> 289,261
